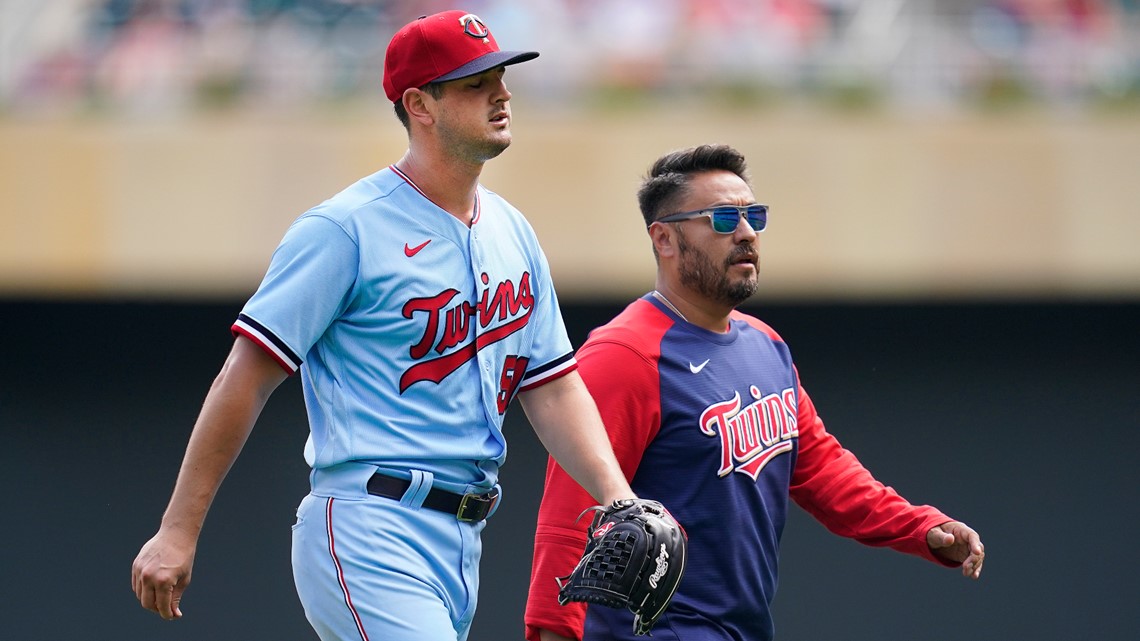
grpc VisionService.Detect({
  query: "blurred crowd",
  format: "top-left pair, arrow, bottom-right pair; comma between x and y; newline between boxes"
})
2,0 -> 1139,117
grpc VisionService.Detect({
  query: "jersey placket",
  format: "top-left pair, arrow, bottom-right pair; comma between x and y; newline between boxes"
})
468,214 -> 504,433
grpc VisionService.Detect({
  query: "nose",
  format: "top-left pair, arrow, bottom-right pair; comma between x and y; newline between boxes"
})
734,213 -> 758,242
493,78 -> 511,103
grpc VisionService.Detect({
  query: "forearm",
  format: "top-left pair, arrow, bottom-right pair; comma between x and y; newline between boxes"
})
520,372 -> 632,505
160,339 -> 285,537
161,393 -> 261,534
791,393 -> 952,561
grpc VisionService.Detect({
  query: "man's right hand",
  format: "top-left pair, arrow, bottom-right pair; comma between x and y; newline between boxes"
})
131,528 -> 197,620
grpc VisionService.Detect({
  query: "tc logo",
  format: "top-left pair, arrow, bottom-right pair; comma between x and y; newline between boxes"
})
458,14 -> 490,39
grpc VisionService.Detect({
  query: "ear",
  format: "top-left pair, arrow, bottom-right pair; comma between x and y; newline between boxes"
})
402,88 -> 436,127
648,222 -> 678,260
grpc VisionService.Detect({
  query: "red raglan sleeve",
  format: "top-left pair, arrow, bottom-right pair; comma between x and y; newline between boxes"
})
524,338 -> 662,641
789,378 -> 958,566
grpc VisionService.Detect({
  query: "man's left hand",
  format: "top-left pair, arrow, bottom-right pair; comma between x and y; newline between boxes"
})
927,521 -> 985,579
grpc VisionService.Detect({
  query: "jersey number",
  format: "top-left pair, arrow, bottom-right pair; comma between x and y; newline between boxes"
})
497,355 -> 530,414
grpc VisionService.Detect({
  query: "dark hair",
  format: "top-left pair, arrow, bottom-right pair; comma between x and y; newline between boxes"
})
637,144 -> 751,226
393,82 -> 446,130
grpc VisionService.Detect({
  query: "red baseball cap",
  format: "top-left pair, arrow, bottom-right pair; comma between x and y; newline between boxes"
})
383,11 -> 539,103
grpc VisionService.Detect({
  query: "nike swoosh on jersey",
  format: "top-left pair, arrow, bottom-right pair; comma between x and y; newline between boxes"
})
404,239 -> 431,257
689,359 -> 710,373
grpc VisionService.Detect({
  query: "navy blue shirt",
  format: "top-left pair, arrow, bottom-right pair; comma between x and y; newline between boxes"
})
526,294 -> 951,641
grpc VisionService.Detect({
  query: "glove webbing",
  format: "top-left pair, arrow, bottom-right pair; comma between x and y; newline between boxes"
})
581,531 -> 636,581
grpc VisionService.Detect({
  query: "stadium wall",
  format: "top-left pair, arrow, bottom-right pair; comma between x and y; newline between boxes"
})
2,108 -> 1138,301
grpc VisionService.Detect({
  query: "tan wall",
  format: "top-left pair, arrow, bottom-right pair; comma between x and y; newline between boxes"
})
2,107 -> 1138,300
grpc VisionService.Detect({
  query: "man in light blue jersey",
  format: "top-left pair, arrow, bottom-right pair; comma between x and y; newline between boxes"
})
131,11 -> 634,641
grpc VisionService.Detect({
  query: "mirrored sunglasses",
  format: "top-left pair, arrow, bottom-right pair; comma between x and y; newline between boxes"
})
653,205 -> 768,233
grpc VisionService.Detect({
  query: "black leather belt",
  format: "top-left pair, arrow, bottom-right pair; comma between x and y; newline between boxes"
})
366,474 -> 499,523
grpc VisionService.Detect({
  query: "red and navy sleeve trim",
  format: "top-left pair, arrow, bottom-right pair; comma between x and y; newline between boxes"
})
231,313 -> 302,374
519,352 -> 577,392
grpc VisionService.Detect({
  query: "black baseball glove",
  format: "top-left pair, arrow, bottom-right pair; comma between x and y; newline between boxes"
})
556,498 -> 687,636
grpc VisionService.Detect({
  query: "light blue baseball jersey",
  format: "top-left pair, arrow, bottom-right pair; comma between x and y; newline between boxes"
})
232,165 -> 576,492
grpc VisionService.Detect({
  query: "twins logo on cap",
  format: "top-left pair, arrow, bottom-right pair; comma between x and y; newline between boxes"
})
460,13 -> 490,41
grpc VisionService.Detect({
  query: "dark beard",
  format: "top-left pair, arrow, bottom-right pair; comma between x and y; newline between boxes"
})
676,231 -> 757,307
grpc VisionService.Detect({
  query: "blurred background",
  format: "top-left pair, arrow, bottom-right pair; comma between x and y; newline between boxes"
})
1,1 -> 1138,640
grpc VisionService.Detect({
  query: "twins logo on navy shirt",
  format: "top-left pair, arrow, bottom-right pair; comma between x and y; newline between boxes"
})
699,385 -> 799,479
398,271 -> 533,408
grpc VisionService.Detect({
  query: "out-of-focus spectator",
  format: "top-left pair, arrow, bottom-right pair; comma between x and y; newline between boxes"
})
92,0 -> 191,115
1,0 -> 1137,116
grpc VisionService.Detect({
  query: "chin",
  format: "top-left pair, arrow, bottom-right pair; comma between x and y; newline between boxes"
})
477,141 -> 510,162
491,133 -> 514,153
724,280 -> 758,305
